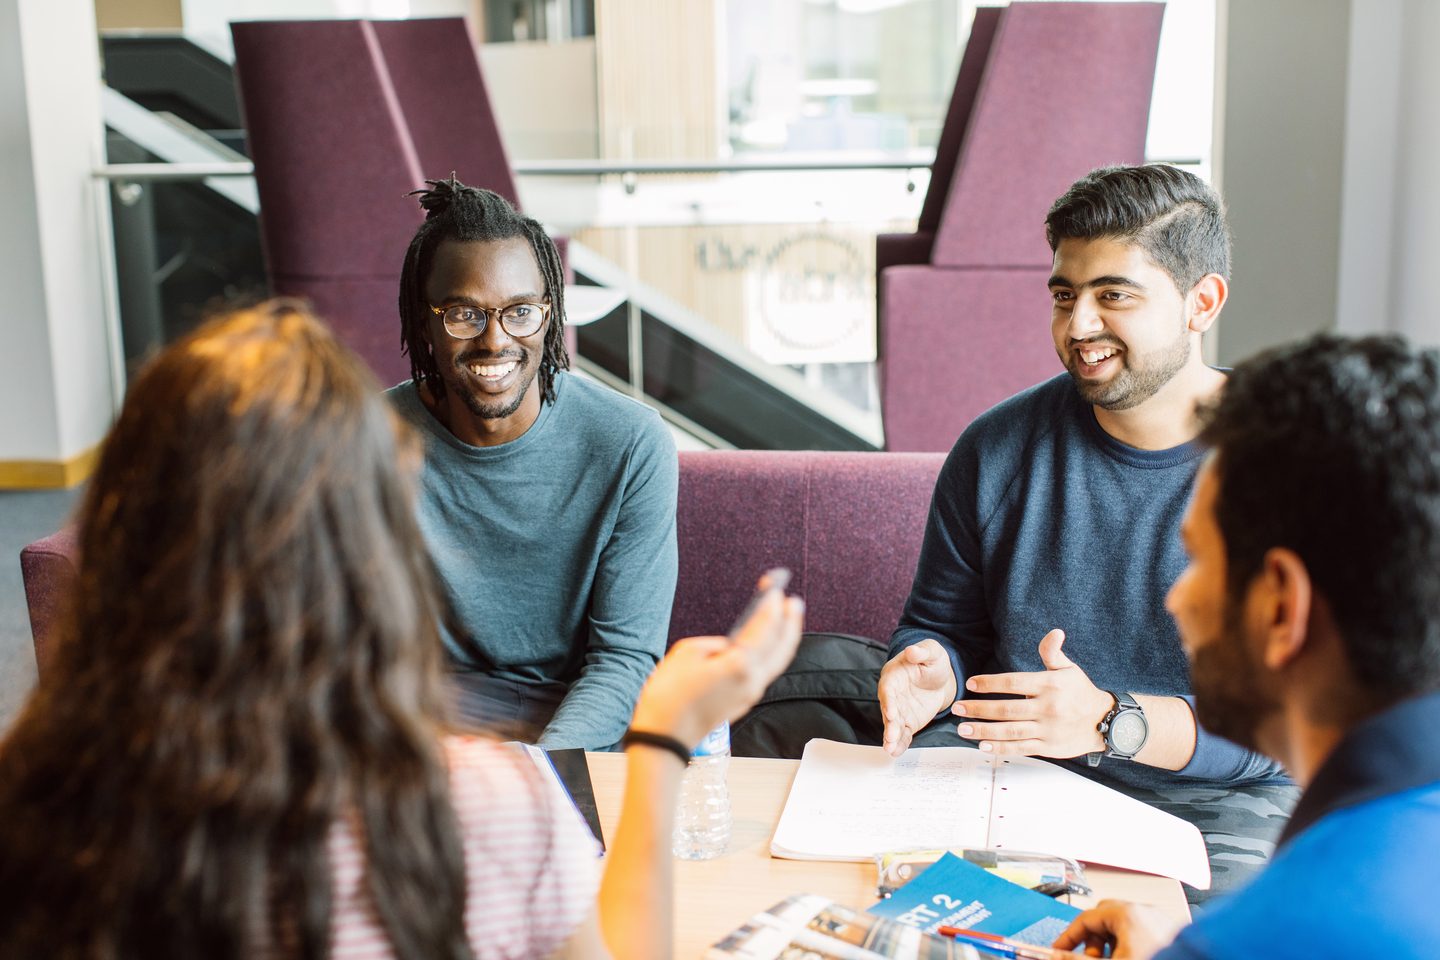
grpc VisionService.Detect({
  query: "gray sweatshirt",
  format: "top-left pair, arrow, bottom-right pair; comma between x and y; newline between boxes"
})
389,372 -> 678,749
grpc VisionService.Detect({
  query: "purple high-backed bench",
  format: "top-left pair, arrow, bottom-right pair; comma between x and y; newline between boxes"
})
18,527 -> 79,677
670,451 -> 943,644
231,18 -> 570,387
22,451 -> 945,677
877,2 -> 1165,452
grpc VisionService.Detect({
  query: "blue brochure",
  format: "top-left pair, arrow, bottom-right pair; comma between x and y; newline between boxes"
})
867,852 -> 1080,947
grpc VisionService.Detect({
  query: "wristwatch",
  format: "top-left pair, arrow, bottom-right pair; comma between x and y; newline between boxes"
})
1087,691 -> 1148,767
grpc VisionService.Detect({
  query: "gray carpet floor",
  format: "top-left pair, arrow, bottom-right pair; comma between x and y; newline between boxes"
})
0,488 -> 79,729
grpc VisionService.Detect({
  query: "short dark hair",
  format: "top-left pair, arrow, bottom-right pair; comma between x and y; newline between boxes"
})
399,176 -> 570,404
1199,334 -> 1440,698
1045,164 -> 1231,293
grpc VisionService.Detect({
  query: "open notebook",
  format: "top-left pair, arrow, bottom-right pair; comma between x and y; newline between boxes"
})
770,739 -> 1210,890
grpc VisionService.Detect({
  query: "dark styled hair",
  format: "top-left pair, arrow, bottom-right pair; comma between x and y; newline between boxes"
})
0,302 -> 473,959
1045,164 -> 1231,293
1198,334 -> 1440,698
399,177 -> 569,404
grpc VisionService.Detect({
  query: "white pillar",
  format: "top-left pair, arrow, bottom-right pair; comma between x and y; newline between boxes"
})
1386,0 -> 1440,346
1212,0 -> 1350,366
0,0 -> 118,488
1333,0 -> 1403,338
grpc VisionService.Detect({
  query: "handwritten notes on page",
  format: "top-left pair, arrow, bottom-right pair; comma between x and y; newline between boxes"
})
770,739 -> 997,861
769,739 -> 1211,890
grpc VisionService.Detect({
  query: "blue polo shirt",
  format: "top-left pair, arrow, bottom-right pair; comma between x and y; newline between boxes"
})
1157,691 -> 1440,958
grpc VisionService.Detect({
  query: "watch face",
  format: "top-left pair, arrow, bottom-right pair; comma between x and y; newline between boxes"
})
1110,711 -> 1148,754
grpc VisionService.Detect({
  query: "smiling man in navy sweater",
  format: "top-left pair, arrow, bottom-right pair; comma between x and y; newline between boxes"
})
879,164 -> 1293,900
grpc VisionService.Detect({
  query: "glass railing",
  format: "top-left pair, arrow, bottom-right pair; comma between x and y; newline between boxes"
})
93,34 -> 925,450
94,148 -> 914,450
92,29 -> 1204,452
515,162 -> 930,448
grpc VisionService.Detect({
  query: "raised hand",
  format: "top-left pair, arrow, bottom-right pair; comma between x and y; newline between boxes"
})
951,629 -> 1112,758
878,639 -> 959,757
629,581 -> 805,750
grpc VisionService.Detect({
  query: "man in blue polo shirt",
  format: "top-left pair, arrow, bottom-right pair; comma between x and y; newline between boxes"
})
1056,334 -> 1440,958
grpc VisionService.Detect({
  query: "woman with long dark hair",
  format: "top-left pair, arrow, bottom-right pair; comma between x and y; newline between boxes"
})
0,301 -> 801,959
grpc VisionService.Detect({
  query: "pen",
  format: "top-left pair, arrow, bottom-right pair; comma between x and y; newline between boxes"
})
936,927 -> 1061,960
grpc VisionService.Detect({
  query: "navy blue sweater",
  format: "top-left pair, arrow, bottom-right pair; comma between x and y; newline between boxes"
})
890,374 -> 1287,793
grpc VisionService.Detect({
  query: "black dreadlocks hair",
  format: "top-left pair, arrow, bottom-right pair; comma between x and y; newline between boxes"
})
399,176 -> 570,405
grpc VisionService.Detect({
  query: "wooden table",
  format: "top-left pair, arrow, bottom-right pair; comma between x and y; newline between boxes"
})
587,753 -> 1191,958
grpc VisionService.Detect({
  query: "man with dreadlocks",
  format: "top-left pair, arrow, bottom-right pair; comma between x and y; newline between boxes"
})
388,178 -> 678,750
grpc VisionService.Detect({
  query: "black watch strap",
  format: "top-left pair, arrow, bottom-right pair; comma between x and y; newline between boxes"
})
1090,691 -> 1147,766
1112,691 -> 1140,712
1102,691 -> 1147,761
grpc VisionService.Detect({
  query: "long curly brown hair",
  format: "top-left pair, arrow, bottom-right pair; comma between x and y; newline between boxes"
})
0,302 -> 473,959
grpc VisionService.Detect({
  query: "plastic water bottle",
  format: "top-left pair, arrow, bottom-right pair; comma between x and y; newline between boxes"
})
673,721 -> 732,859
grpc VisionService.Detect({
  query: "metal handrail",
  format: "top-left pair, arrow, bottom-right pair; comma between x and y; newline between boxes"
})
512,152 -> 936,175
91,155 -> 935,182
94,162 -> 254,180
92,154 -> 1203,183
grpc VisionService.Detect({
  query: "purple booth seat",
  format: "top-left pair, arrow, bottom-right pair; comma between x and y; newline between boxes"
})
19,527 -> 79,677
232,19 -> 423,388
368,18 -> 520,210
670,451 -> 944,646
231,18 -> 569,387
877,2 -> 1164,452
22,452 -> 945,679
881,267 -> 1056,441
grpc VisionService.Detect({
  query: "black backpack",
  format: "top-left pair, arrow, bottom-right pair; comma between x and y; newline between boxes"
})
731,632 -> 887,759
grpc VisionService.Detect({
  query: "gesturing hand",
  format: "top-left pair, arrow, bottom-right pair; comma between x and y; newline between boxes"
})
1052,900 -> 1184,958
951,629 -> 1112,758
878,639 -> 958,757
630,582 -> 805,750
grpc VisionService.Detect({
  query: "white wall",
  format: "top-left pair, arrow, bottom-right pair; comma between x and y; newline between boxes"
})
1213,0 -> 1350,366
480,38 -> 599,160
1388,0 -> 1440,346
0,0 -> 115,468
0,0 -> 57,461
1218,0 -> 1440,360
1334,0 -> 1403,338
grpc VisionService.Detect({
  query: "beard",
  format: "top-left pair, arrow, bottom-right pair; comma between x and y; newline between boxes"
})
1067,316 -> 1192,412
1188,599 -> 1282,752
443,348 -> 540,421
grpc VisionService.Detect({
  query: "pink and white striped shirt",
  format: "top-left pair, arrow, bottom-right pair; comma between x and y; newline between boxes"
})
320,735 -> 601,959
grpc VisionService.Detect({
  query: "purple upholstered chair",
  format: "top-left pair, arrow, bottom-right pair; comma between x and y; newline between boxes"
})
670,450 -> 944,645
874,6 -> 1001,295
877,2 -> 1164,452
22,451 -> 945,678
231,18 -> 567,387
18,527 -> 79,677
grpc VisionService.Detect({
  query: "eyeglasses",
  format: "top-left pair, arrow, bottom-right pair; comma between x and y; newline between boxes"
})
428,301 -> 550,340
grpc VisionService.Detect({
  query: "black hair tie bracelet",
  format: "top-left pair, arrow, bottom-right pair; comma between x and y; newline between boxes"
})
620,729 -> 692,767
